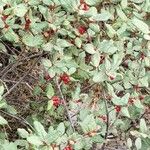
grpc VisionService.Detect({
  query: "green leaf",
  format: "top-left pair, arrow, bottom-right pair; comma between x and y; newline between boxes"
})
57,123 -> 65,135
85,0 -> 99,5
132,17 -> 150,34
34,121 -> 47,139
93,71 -> 106,83
75,37 -> 82,48
27,135 -> 43,146
14,4 -> 28,17
58,0 -> 80,12
42,42 -> 53,52
79,114 -> 97,133
89,23 -> 100,33
0,84 -> 4,96
99,40 -> 118,54
91,51 -> 100,67
0,43 -> 7,52
46,83 -> 54,99
112,93 -> 130,106
83,43 -> 96,54
135,138 -> 142,150
121,0 -> 128,9
41,58 -> 52,70
0,18 -> 5,28
4,29 -> 19,43
140,118 -> 147,133
127,138 -> 132,149
105,23 -> 116,38
22,34 -> 44,47
47,100 -> 53,111
57,39 -> 72,48
17,128 -> 29,138
0,116 -> 8,125
91,11 -> 112,21
116,7 -> 128,21
134,99 -> 144,109
121,107 -> 130,118
2,142 -> 17,150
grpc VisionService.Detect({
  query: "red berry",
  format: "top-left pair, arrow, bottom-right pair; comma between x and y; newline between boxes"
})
25,18 -> 31,30
52,96 -> 61,107
1,15 -> 9,22
64,146 -> 73,150
109,75 -> 115,80
139,95 -> 144,100
81,3 -> 89,11
128,98 -> 134,105
60,73 -> 70,84
4,24 -> 9,29
44,73 -> 52,81
133,84 -> 140,91
99,115 -> 107,122
140,52 -> 145,60
115,105 -> 121,112
78,26 -> 87,35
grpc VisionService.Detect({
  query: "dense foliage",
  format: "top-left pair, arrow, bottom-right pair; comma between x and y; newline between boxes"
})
0,0 -> 150,149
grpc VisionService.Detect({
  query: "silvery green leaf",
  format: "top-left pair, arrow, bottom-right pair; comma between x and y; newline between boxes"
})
34,121 -> 47,138
0,18 -> 5,28
83,43 -> 96,54
79,7 -> 97,17
132,17 -> 150,34
135,138 -> 142,150
75,37 -> 82,48
57,39 -> 72,48
46,83 -> 54,99
85,0 -> 99,5
121,0 -> 128,9
93,71 -> 106,82
144,34 -> 150,40
127,138 -> 132,149
89,23 -> 100,33
27,135 -> 43,146
43,0 -> 54,5
112,93 -> 130,106
14,4 -> 28,17
4,29 -> 19,43
59,0 -> 80,12
121,107 -> 130,118
116,7 -> 128,21
105,23 -> 116,38
42,58 -> 52,69
140,118 -> 147,133
22,34 -> 44,47
91,51 -> 100,67
91,11 -> 112,21
17,128 -> 29,138
42,42 -> 53,51
0,116 -> 8,125
57,123 -> 65,135
99,40 -> 118,54
0,85 -> 4,96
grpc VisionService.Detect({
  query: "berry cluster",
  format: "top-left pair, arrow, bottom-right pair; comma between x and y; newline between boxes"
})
52,96 -> 61,107
60,73 -> 70,84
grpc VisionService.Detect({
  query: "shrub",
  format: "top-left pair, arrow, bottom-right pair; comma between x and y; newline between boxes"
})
0,0 -> 150,149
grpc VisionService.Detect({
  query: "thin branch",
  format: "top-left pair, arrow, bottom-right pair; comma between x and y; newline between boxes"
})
2,79 -> 33,91
81,83 -> 96,93
101,90 -> 109,150
55,78 -> 75,132
0,109 -> 34,131
2,55 -> 41,98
